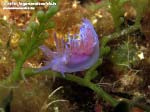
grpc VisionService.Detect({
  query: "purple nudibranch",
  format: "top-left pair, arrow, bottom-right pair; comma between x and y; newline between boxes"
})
38,19 -> 99,74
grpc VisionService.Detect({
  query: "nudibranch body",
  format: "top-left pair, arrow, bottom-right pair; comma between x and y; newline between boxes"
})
38,19 -> 99,74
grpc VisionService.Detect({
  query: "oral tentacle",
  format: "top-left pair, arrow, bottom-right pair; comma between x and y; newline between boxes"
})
36,64 -> 52,73
39,45 -> 54,58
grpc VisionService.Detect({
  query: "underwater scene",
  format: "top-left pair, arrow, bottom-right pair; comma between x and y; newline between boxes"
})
0,0 -> 150,112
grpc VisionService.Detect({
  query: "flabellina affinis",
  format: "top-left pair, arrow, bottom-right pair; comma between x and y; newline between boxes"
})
38,19 -> 99,74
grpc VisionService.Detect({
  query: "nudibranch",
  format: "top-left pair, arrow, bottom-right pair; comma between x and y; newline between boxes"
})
38,19 -> 99,74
